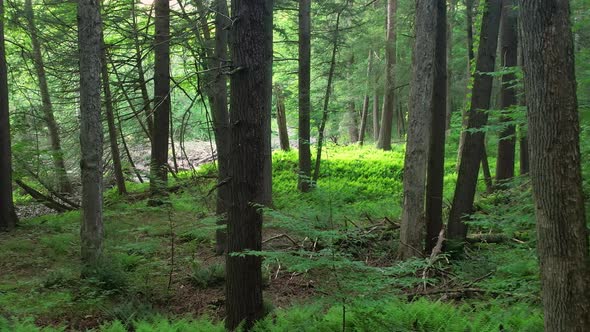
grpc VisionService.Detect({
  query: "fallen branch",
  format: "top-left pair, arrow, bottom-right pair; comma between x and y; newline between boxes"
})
15,180 -> 74,213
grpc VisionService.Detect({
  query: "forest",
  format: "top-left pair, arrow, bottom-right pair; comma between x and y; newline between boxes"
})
0,0 -> 589,331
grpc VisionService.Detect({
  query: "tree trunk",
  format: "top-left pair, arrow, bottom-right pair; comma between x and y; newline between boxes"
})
359,51 -> 373,146
131,0 -> 153,135
225,0 -> 272,329
0,0 -> 17,231
519,133 -> 529,175
425,0 -> 447,254
347,101 -> 359,143
100,35 -> 126,196
398,0 -> 437,260
24,0 -> 71,194
373,92 -> 380,140
447,0 -> 502,243
495,0 -> 517,183
275,85 -> 290,151
519,1 -> 590,330
150,0 -> 171,197
298,0 -> 312,192
376,0 -> 397,150
78,0 -> 104,266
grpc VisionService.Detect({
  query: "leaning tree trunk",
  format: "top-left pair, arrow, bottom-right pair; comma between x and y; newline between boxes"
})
376,0 -> 397,151
425,0 -> 447,254
519,1 -> 590,330
298,0 -> 312,192
78,0 -> 104,266
398,0 -> 437,260
447,0 -> 502,243
274,85 -> 290,151
24,0 -> 71,193
225,0 -> 273,329
495,0 -> 517,184
150,0 -> 171,198
0,0 -> 17,231
131,0 -> 153,135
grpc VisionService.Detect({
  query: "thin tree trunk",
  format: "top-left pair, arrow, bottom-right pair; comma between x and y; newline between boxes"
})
359,51 -> 373,146
398,0 -> 437,260
298,0 -> 312,192
447,0 -> 502,243
348,101 -> 359,143
520,1 -> 590,330
0,0 -> 17,231
24,0 -> 71,193
225,0 -> 272,329
425,0 -> 447,254
373,92 -> 380,140
150,0 -> 171,198
519,132 -> 529,175
376,0 -> 397,150
100,35 -> 126,196
131,0 -> 153,134
78,0 -> 104,266
481,145 -> 493,192
275,85 -> 290,151
495,0 -> 517,183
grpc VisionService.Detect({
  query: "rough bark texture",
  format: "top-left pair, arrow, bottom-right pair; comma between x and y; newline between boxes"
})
24,0 -> 71,193
274,85 -> 290,151
209,0 -> 231,256
150,0 -> 171,197
78,0 -> 104,265
100,35 -> 126,196
425,0 -> 447,254
519,1 -> 590,330
0,0 -> 17,231
398,0 -> 437,260
495,0 -> 517,183
297,0 -> 312,192
447,0 -> 502,242
225,0 -> 273,329
376,0 -> 397,150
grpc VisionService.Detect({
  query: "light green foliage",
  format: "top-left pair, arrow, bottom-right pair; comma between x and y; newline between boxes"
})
188,262 -> 225,289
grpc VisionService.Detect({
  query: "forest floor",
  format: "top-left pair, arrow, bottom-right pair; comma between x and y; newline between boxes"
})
1,141 -> 571,331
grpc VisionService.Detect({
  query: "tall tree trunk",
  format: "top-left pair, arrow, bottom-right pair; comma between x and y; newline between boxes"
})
520,1 -> 590,330
517,51 -> 529,176
359,51 -> 373,146
0,0 -> 17,231
376,0 -> 397,150
425,0 -> 447,254
100,35 -> 126,196
275,85 -> 290,151
373,92 -> 380,140
150,0 -> 171,197
398,0 -> 437,260
78,0 -> 104,266
131,0 -> 153,135
24,0 -> 71,193
313,3 -> 345,183
298,0 -> 312,192
447,0 -> 502,243
495,0 -> 517,183
210,0 -> 231,256
226,0 -> 272,329
347,101 -> 359,143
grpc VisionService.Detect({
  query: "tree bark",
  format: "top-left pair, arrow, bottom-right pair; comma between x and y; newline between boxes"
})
100,34 -> 126,196
376,0 -> 397,150
150,0 -> 171,197
519,1 -> 590,330
347,101 -> 359,143
447,0 -> 502,242
274,85 -> 290,151
24,0 -> 71,194
398,0 -> 437,260
495,0 -> 517,183
373,92 -> 380,140
425,0 -> 447,254
297,0 -> 312,192
225,0 -> 273,329
0,0 -> 17,231
359,51 -> 373,146
78,0 -> 104,266
131,0 -> 153,135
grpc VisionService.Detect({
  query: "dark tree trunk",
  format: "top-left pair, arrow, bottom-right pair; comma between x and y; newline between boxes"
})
373,92 -> 380,140
425,0 -> 447,254
78,0 -> 104,265
376,0 -> 397,150
359,51 -> 373,146
519,133 -> 529,175
298,0 -> 312,192
274,85 -> 290,151
519,1 -> 590,330
24,0 -> 71,194
0,0 -> 17,231
225,0 -> 273,329
495,0 -> 517,183
398,0 -> 437,260
100,35 -> 126,196
447,0 -> 502,242
150,0 -> 171,197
